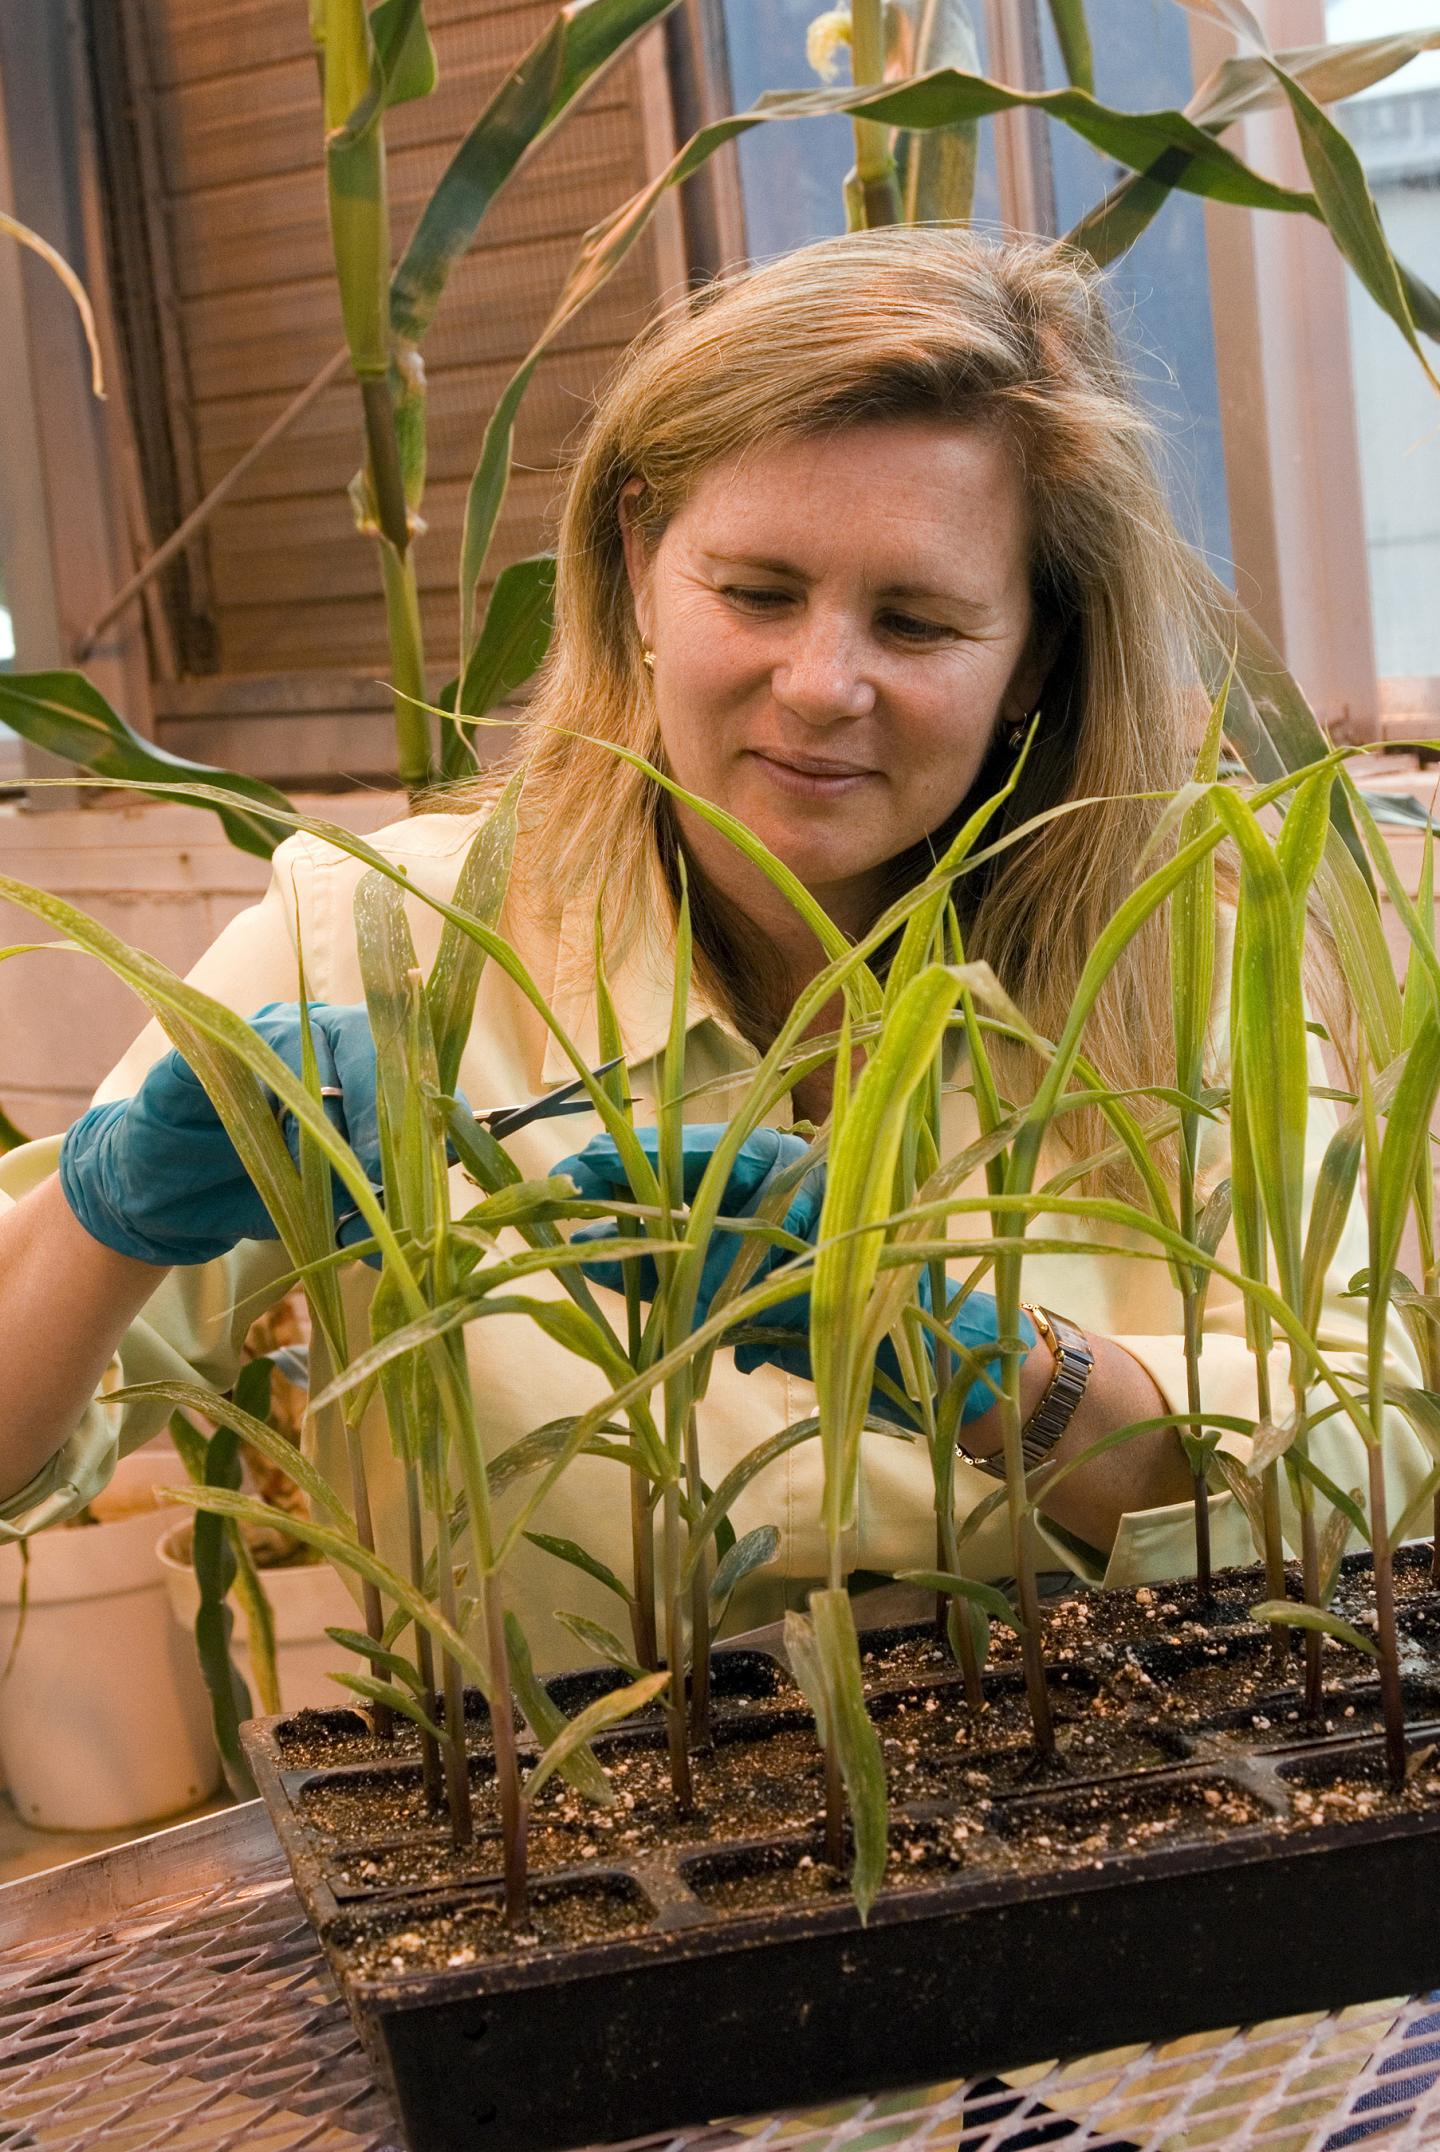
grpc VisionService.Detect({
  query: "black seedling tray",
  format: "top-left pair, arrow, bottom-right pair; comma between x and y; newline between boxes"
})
242,1562 -> 1440,2152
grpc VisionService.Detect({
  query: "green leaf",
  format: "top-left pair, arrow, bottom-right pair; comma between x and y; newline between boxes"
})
331,1672 -> 446,1740
709,1524 -> 780,1610
1211,1451 -> 1268,1559
325,0 -> 435,151
1066,33 -> 1440,271
505,1610 -> 614,1806
169,1482 -> 494,1695
783,1608 -> 830,1746
1210,788 -> 1310,1305
893,0 -> 980,222
1195,1179 -> 1234,1259
1402,813 -> 1437,1051
893,1568 -> 1021,1632
1394,1461 -> 1440,1549
554,1610 -> 646,1682
325,1625 -> 427,1694
114,1379 -> 350,1526
426,782 -> 523,1097
523,1531 -> 632,1605
1262,58 -> 1439,390
1178,0 -> 1268,48
1303,1107 -> 1364,1336
811,1589 -> 889,1923
677,1430 -> 823,1589
1385,1385 -> 1440,1466
0,671 -> 292,858
1282,1450 -> 1372,1544
1276,763 -> 1335,915
191,1425 -> 255,1798
1318,1497 -> 1356,1604
524,1669 -> 671,1805
1248,1600 -> 1378,1657
371,0 -> 436,107
456,554 -> 555,717
390,0 -> 681,345
1044,0 -> 1093,91
492,1417 -> 638,1492
813,966 -> 962,1541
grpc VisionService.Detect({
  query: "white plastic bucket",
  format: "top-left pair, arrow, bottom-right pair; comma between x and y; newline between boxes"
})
0,1451 -> 221,1831
158,1524 -> 359,1716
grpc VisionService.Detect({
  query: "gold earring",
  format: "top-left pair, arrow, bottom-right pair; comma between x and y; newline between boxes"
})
641,647 -> 656,672
1007,707 -> 1040,750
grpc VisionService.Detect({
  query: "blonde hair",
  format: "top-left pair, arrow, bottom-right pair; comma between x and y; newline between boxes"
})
440,228 -> 1261,1179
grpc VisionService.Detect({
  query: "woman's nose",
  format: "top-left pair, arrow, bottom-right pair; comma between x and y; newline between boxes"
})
771,619 -> 877,723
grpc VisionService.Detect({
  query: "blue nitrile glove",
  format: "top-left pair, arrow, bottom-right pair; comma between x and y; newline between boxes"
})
59,1001 -> 384,1266
552,1124 -> 1036,1424
556,1125 -> 824,1370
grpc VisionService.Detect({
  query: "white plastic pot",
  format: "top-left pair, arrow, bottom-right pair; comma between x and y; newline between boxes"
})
0,1450 -> 221,1832
158,1525 -> 359,1716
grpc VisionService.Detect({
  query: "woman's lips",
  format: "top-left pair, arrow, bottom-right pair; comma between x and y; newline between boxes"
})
748,750 -> 877,800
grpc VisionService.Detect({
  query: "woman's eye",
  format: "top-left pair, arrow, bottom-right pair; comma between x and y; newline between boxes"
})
722,586 -> 790,611
880,612 -> 953,644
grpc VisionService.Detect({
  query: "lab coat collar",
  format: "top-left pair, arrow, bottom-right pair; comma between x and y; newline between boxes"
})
538,844 -> 734,1084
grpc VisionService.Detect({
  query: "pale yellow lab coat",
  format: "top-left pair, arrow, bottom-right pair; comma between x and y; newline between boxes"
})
0,810 -> 1429,1668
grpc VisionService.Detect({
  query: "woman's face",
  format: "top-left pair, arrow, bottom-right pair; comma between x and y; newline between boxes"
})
621,418 -> 1049,938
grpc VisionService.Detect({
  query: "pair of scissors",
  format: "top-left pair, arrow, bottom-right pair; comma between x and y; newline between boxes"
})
472,1054 -> 627,1142
325,1055 -> 628,1247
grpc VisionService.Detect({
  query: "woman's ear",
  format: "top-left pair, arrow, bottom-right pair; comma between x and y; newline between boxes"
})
618,477 -> 655,646
1001,612 -> 1064,732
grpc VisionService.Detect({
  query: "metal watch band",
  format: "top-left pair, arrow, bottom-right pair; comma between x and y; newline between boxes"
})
959,1303 -> 1094,1481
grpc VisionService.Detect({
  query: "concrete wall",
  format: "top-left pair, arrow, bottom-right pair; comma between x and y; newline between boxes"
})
0,793 -> 404,1136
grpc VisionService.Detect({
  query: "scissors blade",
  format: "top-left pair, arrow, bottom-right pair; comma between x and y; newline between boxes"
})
478,1054 -> 626,1140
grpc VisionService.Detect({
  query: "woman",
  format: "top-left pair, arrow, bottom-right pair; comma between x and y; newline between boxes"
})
0,230 -> 1424,1661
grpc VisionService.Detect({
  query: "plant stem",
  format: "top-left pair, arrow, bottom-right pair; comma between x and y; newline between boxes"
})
683,1407 -> 713,1748
823,1741 -> 846,1868
405,1463 -> 443,1812
931,1401 -> 984,1717
1285,1329 -> 1324,1717
1260,1462 -> 1289,1673
845,0 -> 902,229
994,1235 -> 1054,1757
1012,1510 -> 1054,1756
378,539 -> 433,796
622,1218 -> 659,1670
661,1482 -> 693,1810
483,1570 -> 528,1929
434,1499 -> 473,1847
359,373 -> 411,556
1368,1440 -> 1407,1790
1182,1289 -> 1212,1599
1247,1249 -> 1289,1671
1293,1397 -> 1325,1723
629,1478 -> 659,1671
823,1536 -> 845,1867
334,1396 -> 392,1743
1429,1278 -> 1440,1581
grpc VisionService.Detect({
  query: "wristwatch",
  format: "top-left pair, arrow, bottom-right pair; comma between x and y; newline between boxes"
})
959,1303 -> 1094,1480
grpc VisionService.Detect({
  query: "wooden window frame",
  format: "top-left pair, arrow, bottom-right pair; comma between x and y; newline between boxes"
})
1187,0 -> 1389,740
0,0 -> 153,804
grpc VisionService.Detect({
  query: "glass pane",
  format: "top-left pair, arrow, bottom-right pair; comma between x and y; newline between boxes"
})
1034,0 -> 1232,571
719,0 -> 1002,257
1326,0 -> 1440,682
